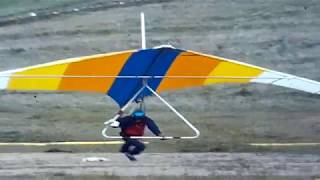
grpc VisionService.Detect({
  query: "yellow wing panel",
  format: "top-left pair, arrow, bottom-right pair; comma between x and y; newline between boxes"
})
204,61 -> 263,85
8,64 -> 68,91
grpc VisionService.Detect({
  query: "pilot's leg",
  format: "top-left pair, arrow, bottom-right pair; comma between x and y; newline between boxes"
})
121,138 -> 137,161
129,139 -> 146,155
120,137 -> 130,153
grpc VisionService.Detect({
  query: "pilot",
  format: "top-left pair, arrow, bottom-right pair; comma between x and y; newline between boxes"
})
115,109 -> 163,161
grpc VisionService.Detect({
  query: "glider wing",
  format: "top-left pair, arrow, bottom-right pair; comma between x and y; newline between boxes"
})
0,50 -> 135,93
1,46 -> 319,107
156,49 -> 320,94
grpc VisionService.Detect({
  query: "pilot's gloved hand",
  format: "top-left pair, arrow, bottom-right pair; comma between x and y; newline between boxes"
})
117,110 -> 124,116
157,133 -> 167,140
110,120 -> 120,128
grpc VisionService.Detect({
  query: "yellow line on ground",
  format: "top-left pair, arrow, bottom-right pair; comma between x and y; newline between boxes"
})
0,141 -> 125,146
249,143 -> 320,146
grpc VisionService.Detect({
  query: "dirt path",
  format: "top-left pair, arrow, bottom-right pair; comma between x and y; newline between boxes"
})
0,153 -> 319,178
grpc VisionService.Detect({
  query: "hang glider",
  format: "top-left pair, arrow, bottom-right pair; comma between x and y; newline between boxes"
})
1,46 -> 319,107
0,12 -> 319,140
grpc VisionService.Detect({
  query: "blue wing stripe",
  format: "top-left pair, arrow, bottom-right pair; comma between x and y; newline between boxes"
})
107,48 -> 182,107
141,48 -> 182,97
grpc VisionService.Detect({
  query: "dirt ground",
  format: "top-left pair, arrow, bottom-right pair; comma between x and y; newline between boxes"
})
0,0 -> 320,178
0,152 -> 320,179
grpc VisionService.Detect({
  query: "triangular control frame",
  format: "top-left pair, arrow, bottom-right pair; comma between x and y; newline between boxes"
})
102,81 -> 200,139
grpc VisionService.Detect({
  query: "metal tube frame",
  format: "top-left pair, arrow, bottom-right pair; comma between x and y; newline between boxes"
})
101,82 -> 200,140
